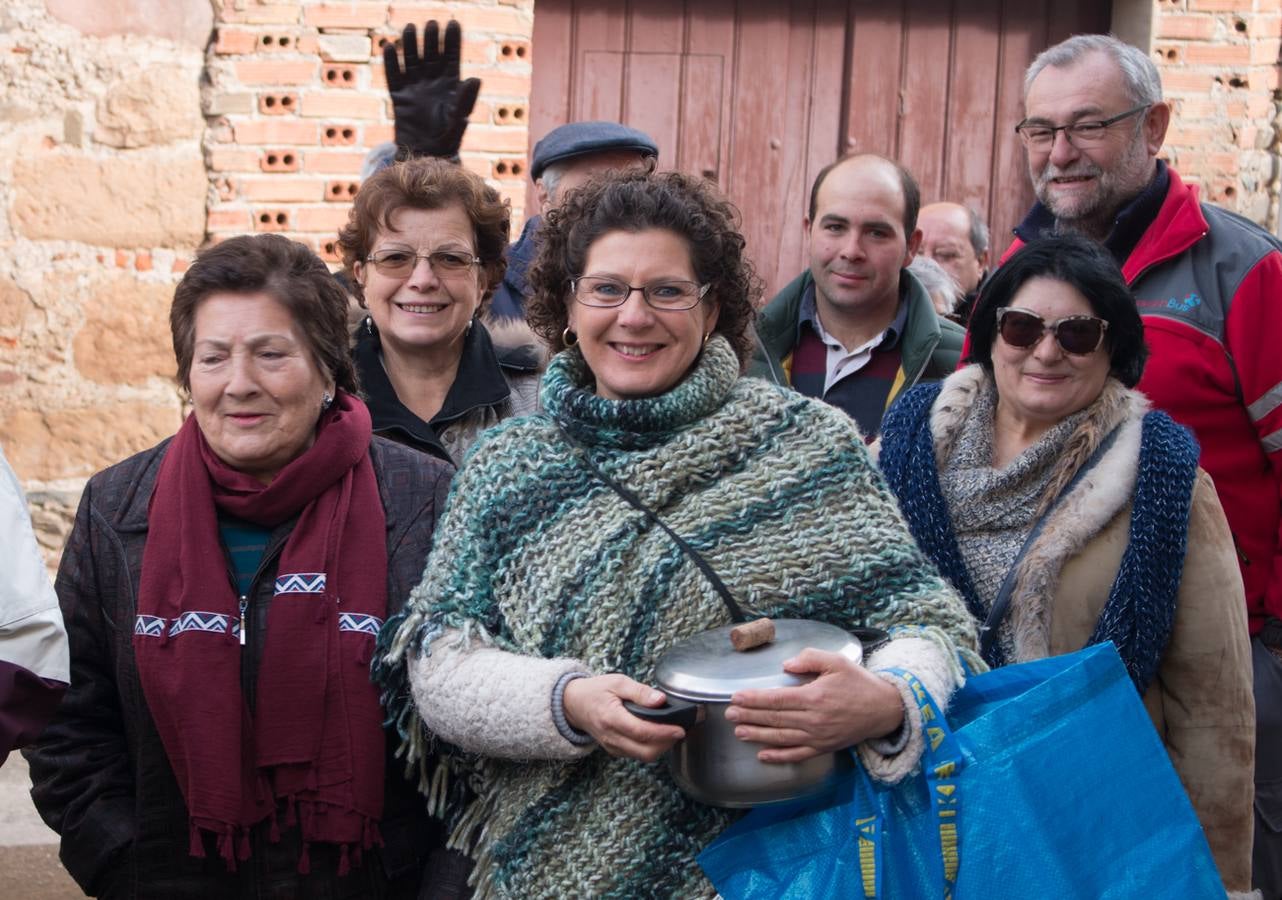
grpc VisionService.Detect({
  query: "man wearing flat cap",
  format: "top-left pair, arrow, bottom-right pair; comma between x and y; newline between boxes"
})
377,20 -> 658,319
492,121 -> 657,319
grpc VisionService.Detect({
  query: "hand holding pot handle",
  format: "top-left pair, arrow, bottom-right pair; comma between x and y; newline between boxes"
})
622,696 -> 702,729
563,673 -> 687,763
724,648 -> 904,764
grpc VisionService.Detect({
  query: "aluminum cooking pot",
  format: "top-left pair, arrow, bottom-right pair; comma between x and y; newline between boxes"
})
625,619 -> 889,808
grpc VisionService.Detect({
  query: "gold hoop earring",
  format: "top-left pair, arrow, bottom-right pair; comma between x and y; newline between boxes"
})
562,327 -> 578,348
703,332 -> 711,346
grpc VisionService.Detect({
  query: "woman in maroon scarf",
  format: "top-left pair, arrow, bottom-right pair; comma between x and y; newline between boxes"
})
25,234 -> 456,898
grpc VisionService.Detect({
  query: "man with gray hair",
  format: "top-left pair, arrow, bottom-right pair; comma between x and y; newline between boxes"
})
490,121 -> 658,319
917,201 -> 988,324
1003,33 -> 1282,896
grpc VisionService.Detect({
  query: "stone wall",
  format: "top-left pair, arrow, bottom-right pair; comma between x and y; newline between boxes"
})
0,0 -> 212,561
1154,0 -> 1282,226
1,0 -> 1278,572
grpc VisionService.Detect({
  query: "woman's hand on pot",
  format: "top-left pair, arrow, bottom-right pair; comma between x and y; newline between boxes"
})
562,674 -> 685,763
725,649 -> 905,763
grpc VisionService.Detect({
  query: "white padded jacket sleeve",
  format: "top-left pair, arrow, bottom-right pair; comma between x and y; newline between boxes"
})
0,446 -> 69,686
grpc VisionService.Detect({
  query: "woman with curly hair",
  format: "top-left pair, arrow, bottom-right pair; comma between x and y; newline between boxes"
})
374,170 -> 979,897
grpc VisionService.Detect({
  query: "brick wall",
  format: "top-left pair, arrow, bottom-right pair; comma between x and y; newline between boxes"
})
1153,0 -> 1282,227
205,0 -> 534,265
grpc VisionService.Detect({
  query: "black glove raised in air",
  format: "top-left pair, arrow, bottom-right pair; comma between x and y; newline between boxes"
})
384,20 -> 481,160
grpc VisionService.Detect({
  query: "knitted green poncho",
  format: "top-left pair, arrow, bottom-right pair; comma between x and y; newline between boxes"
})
375,336 -> 978,898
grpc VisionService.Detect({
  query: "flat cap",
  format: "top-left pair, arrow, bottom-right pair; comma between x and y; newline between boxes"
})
529,121 -> 658,181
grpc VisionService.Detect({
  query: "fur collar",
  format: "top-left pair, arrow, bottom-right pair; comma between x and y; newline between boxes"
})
929,366 -> 1149,660
480,314 -> 550,370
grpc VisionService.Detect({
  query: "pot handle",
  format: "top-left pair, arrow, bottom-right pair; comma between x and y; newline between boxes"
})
850,626 -> 891,655
623,696 -> 702,730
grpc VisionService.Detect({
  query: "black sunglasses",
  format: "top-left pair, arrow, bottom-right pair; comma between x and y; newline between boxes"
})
995,307 -> 1109,356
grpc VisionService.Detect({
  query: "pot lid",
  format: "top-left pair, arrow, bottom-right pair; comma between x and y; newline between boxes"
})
654,619 -> 876,702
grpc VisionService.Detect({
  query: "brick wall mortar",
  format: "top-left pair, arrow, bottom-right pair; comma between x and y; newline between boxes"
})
1153,2 -> 1282,230
205,0 -> 535,259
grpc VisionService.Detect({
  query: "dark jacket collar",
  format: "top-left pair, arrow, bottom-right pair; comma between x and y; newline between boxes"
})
1013,160 -> 1170,265
352,320 -> 537,461
489,215 -> 540,321
797,279 -> 910,351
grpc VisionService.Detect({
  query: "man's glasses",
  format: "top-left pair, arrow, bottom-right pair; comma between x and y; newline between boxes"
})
1014,103 -> 1151,150
366,248 -> 481,278
995,307 -> 1109,356
570,276 -> 711,311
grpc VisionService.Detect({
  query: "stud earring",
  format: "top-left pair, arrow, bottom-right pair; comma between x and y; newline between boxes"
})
561,327 -> 578,348
322,393 -> 334,410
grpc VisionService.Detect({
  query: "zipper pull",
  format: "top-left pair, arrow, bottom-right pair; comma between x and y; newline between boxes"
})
238,596 -> 248,646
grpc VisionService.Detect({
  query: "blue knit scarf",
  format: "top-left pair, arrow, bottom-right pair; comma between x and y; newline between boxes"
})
879,379 -> 1200,692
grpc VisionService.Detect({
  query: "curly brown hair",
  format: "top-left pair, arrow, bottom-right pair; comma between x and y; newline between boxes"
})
525,170 -> 760,368
337,157 -> 510,309
171,233 -> 357,394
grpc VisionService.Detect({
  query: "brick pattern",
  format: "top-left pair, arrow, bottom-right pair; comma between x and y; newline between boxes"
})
207,0 -> 534,262
1153,1 -> 1282,226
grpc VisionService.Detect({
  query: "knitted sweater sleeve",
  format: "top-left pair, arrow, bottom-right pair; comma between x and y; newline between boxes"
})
407,628 -> 596,761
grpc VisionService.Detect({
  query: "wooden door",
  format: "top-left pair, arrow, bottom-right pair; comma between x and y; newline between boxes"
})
530,0 -> 1111,297
843,0 -> 1110,270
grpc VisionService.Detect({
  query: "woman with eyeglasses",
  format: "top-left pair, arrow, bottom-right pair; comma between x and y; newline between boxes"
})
878,234 -> 1254,892
373,170 -> 980,897
338,157 -> 541,466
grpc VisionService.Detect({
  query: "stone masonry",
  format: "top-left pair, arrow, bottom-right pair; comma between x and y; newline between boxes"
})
0,0 -> 210,565
0,0 -> 1277,576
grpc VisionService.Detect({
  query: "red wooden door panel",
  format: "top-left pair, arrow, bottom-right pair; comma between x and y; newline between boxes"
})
529,0 -> 1111,297
530,0 -> 844,295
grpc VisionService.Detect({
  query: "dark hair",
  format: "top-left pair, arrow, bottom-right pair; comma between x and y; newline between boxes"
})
337,157 -> 510,309
807,153 -> 921,235
526,169 -> 761,367
966,235 -> 1147,387
171,233 -> 358,394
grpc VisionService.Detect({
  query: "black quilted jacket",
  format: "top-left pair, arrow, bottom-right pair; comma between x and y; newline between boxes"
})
24,436 -> 453,899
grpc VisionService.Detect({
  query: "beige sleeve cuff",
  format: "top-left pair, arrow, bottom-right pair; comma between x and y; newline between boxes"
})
857,635 -> 961,784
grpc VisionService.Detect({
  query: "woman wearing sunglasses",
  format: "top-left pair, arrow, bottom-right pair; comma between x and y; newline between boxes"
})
338,157 -> 541,466
878,234 -> 1254,893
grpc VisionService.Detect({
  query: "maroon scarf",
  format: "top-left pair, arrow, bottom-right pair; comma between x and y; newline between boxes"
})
135,392 -> 387,873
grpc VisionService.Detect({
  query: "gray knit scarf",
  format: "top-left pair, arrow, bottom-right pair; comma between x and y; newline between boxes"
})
941,381 -> 1106,658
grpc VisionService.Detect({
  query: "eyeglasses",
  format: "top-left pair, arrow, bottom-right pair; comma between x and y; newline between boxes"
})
365,248 -> 481,278
1014,103 -> 1151,150
995,307 -> 1109,356
570,276 -> 711,311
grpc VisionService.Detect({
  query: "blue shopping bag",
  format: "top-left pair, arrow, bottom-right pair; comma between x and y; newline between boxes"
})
699,643 -> 1224,899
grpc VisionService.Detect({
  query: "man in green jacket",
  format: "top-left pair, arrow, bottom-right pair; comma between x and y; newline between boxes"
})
750,154 -> 964,440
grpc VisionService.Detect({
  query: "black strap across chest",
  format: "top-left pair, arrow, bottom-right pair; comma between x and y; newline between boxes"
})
556,422 -> 748,624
